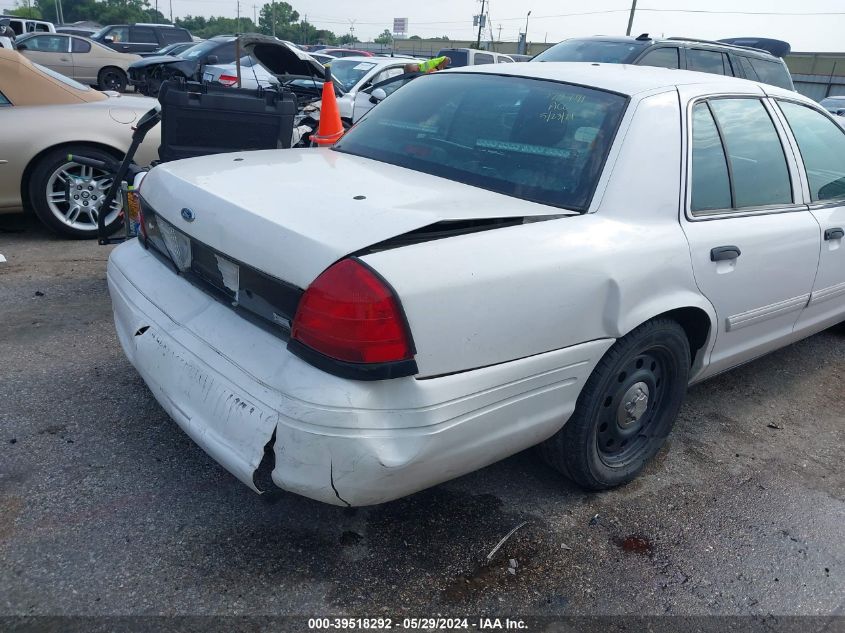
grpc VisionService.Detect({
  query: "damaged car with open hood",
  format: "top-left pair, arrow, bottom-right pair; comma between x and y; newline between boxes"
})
128,33 -> 335,104
107,62 -> 845,506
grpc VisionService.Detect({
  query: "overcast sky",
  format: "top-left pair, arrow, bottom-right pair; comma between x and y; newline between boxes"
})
173,0 -> 842,52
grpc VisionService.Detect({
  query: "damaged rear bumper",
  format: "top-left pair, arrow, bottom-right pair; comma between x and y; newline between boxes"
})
107,240 -> 612,506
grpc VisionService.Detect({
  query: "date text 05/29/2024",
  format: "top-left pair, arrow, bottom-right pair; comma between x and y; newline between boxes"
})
307,617 -> 529,630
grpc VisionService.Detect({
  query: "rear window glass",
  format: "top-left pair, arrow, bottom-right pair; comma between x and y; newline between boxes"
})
637,47 -> 679,69
690,103 -> 732,212
749,58 -> 791,89
71,37 -> 91,53
710,98 -> 792,208
687,49 -> 726,75
439,50 -> 468,67
160,28 -> 190,44
132,27 -> 157,44
474,53 -> 494,65
335,73 -> 627,211
533,39 -> 647,64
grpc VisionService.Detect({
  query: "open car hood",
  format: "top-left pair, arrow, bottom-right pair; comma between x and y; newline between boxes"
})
128,54 -> 183,69
239,34 -> 327,81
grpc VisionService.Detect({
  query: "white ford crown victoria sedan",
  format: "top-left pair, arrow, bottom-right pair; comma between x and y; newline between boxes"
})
107,63 -> 845,506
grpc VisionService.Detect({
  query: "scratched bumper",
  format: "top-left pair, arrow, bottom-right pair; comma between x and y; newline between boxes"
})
107,240 -> 611,506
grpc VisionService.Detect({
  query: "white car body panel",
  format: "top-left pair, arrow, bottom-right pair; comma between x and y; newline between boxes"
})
110,63 -> 845,505
108,241 -> 611,505
139,149 -> 576,290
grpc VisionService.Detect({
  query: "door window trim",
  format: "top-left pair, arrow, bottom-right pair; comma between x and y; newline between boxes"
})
684,94 -> 805,221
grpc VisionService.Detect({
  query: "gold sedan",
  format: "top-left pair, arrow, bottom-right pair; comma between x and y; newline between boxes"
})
15,32 -> 140,92
0,49 -> 159,238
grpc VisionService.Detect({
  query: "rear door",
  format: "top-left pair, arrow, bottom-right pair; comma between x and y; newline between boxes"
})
69,36 -> 97,84
129,26 -> 160,54
685,48 -> 730,77
635,46 -> 680,69
679,89 -> 820,376
777,99 -> 845,334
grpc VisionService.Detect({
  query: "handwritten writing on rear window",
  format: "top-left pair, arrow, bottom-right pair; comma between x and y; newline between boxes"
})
541,92 -> 583,123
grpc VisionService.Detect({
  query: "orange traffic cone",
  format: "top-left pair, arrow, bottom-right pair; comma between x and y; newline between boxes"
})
311,66 -> 345,146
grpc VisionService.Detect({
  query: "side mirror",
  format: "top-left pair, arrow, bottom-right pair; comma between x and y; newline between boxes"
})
369,87 -> 387,104
206,54 -> 219,64
104,36 -> 114,43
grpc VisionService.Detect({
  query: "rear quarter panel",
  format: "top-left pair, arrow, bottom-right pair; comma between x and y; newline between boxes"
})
362,89 -> 716,378
0,101 -> 160,212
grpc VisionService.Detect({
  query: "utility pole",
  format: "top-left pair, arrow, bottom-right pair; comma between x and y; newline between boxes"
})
626,0 -> 637,36
236,0 -> 241,34
348,18 -> 356,43
253,3 -> 257,26
497,23 -> 501,42
271,0 -> 276,36
303,13 -> 307,45
169,0 -> 173,24
154,0 -> 158,22
475,0 -> 485,49
523,10 -> 531,55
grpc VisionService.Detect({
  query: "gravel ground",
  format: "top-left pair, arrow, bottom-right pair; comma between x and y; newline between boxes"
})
1,214 -> 844,624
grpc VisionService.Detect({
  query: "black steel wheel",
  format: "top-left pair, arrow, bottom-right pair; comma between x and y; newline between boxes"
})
540,318 -> 690,490
98,67 -> 127,92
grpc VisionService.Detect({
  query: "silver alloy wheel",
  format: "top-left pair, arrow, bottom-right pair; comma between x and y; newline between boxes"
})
45,161 -> 120,231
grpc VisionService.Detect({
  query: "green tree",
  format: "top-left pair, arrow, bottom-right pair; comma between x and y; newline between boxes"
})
257,1 -> 297,37
175,15 -> 255,38
337,33 -> 355,45
374,28 -> 391,45
32,0 -> 167,25
408,35 -> 421,40
7,3 -> 42,18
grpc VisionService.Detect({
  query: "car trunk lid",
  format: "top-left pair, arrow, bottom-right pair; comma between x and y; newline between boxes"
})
140,148 -> 574,289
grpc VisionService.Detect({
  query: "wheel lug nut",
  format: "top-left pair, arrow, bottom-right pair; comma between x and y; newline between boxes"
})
83,201 -> 88,206
73,195 -> 79,200
88,186 -> 94,191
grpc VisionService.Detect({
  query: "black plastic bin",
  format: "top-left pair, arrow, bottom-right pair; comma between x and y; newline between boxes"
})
158,80 -> 297,162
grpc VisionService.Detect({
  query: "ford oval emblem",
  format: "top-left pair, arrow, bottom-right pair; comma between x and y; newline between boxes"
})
181,208 -> 196,222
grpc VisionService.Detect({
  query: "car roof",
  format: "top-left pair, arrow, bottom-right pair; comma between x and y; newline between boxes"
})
559,34 -> 782,60
442,61 -> 809,101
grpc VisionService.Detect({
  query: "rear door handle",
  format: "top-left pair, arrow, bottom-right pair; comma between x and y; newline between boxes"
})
824,227 -> 844,241
710,245 -> 741,262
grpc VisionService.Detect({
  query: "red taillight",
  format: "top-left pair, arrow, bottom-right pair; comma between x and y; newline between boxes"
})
217,74 -> 238,86
291,259 -> 413,364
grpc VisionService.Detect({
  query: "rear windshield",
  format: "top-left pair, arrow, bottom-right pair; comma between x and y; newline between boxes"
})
534,39 -> 648,64
439,50 -> 468,67
334,73 -> 627,211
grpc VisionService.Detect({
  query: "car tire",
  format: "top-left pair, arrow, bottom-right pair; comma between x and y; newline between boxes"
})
28,146 -> 123,239
98,67 -> 127,92
540,318 -> 690,490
